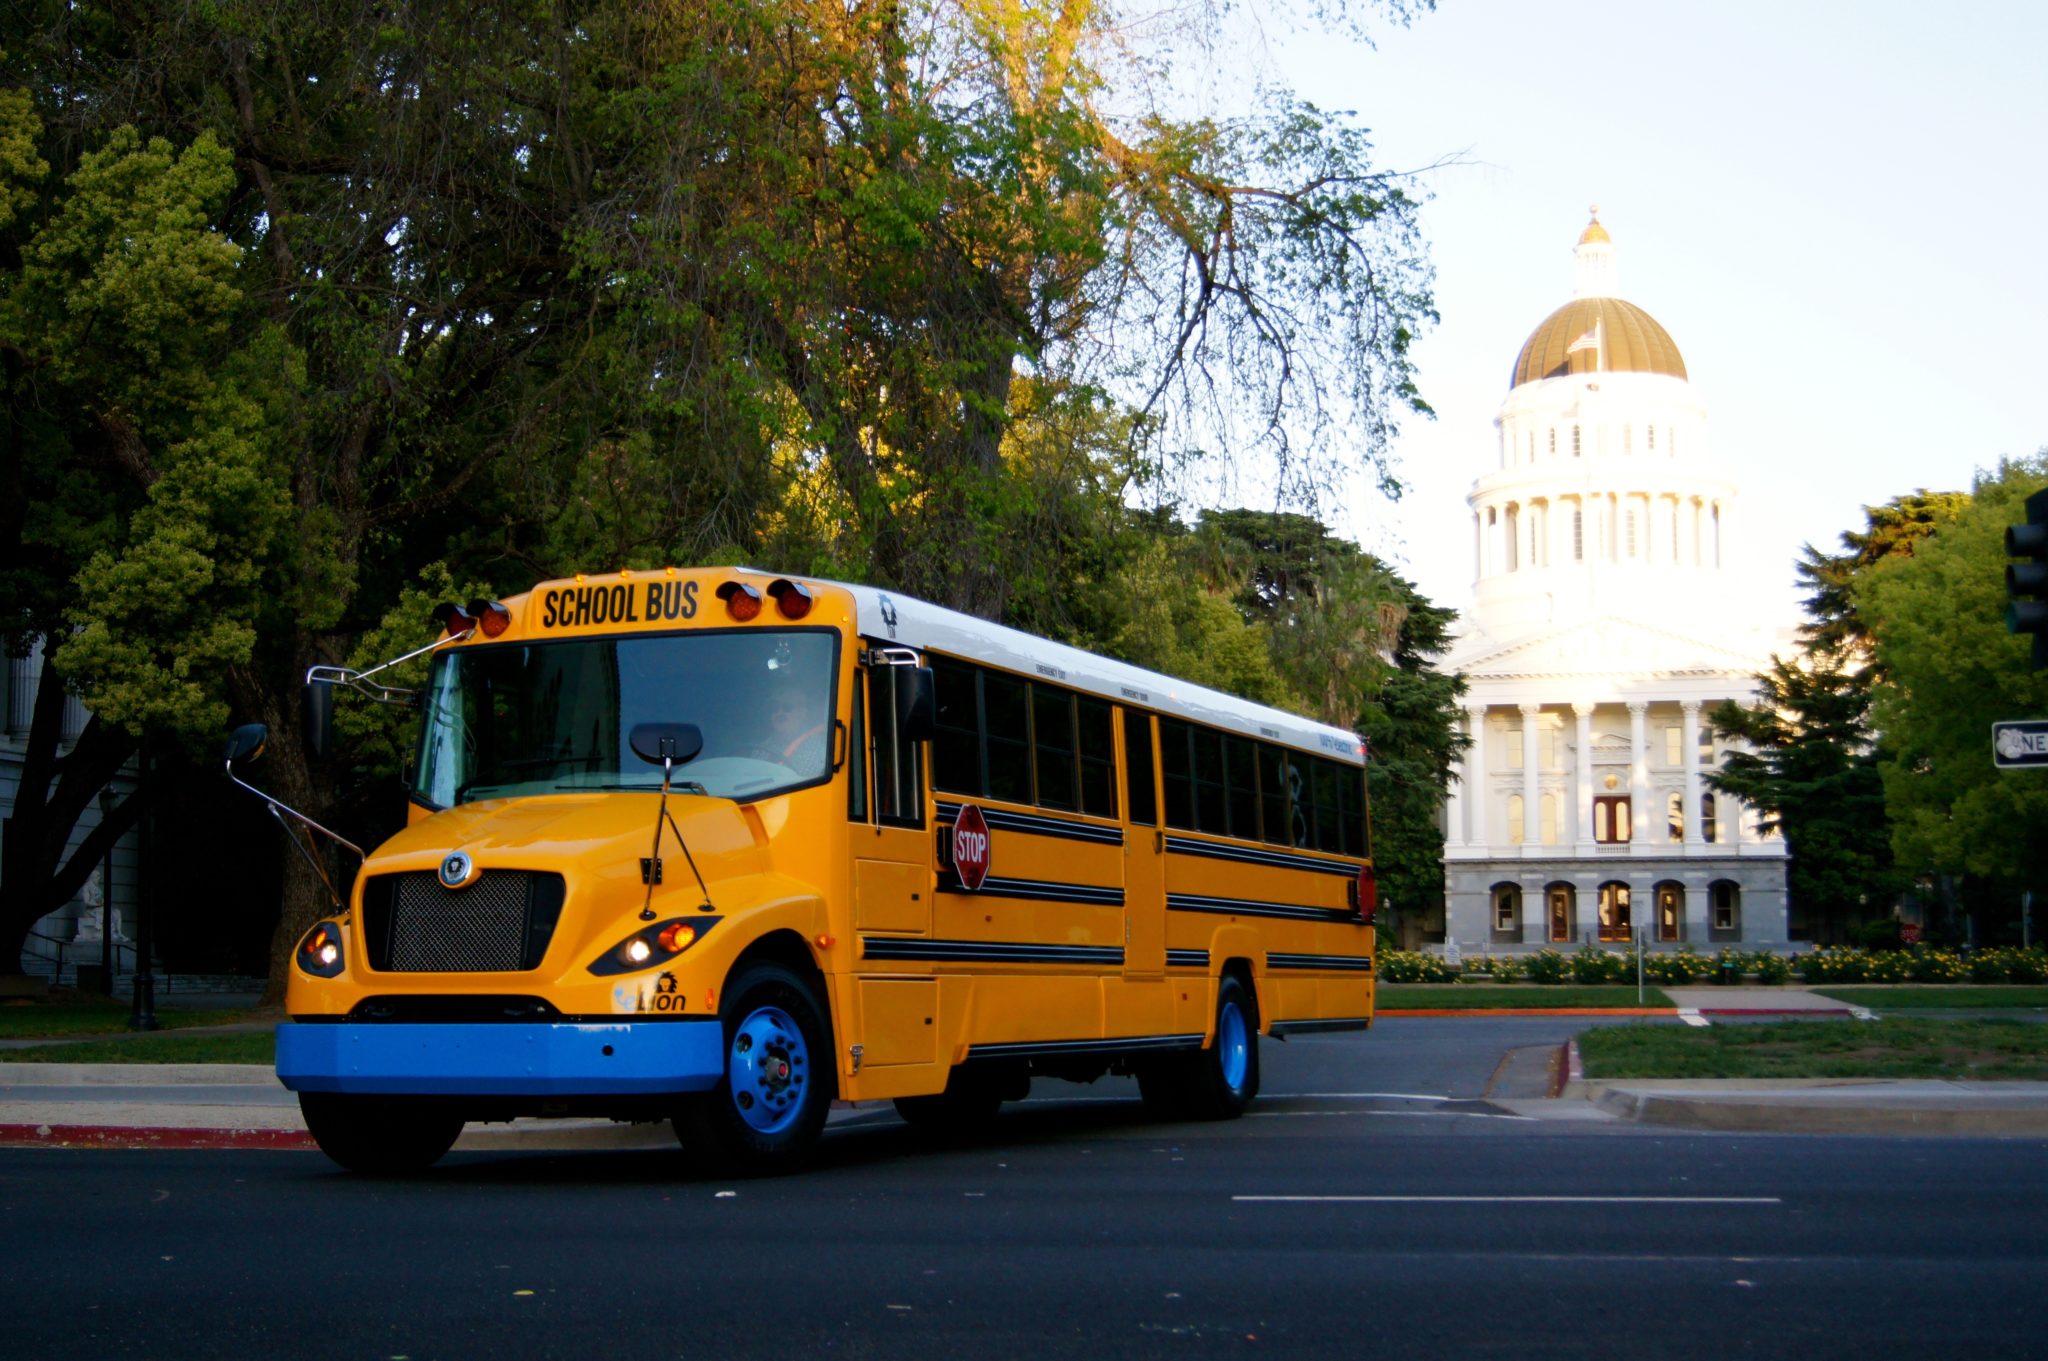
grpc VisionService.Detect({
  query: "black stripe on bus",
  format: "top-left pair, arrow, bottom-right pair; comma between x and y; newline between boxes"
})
965,1033 -> 1205,1061
1268,1017 -> 1374,1036
1167,893 -> 1360,924
1266,951 -> 1375,973
1165,948 -> 1210,970
860,938 -> 1124,966
936,802 -> 1125,847
1165,835 -> 1360,878
937,873 -> 1125,906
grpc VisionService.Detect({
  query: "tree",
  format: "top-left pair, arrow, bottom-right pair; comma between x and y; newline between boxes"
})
1,0 -> 1442,990
1706,489 -> 1967,943
1857,456 -> 2048,927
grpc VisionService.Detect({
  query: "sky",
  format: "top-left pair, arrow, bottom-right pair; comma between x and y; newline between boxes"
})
1241,0 -> 2048,615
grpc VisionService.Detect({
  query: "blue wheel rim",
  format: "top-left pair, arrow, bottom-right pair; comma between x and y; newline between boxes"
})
1217,998 -> 1249,1091
727,1004 -> 810,1134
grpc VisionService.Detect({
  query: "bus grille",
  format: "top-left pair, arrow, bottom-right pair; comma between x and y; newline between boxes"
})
360,871 -> 566,973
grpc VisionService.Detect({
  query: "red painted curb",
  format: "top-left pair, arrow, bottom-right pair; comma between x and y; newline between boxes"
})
0,1123 -> 316,1151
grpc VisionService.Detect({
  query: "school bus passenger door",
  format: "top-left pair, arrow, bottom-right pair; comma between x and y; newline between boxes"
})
1120,707 -> 1165,978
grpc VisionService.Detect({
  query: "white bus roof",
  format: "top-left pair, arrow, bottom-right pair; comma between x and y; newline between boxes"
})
735,570 -> 1364,766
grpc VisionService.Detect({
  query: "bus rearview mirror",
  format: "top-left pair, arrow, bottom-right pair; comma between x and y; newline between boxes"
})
223,723 -> 269,768
629,722 -> 705,767
302,680 -> 335,762
895,668 -> 936,743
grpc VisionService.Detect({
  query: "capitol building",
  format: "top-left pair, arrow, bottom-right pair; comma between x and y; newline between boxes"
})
1435,213 -> 1793,957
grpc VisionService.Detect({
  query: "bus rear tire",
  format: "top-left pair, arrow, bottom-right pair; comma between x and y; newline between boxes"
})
299,1093 -> 465,1173
678,962 -> 832,1175
1140,974 -> 1260,1121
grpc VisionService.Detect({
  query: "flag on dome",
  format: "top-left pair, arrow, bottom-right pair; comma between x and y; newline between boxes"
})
1565,324 -> 1598,354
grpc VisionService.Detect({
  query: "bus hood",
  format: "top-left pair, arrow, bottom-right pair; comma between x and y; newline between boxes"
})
370,792 -> 770,888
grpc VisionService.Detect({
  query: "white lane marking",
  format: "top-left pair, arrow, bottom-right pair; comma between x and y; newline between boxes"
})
1286,1092 -> 1454,1101
1679,1009 -> 1710,1028
1850,1005 -> 1880,1021
1233,1195 -> 1781,1205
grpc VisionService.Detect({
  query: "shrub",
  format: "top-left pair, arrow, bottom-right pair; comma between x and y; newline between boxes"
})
1523,948 -> 1570,985
1644,947 -> 1713,986
2005,948 -> 2048,984
1378,950 -> 1459,984
1746,951 -> 1791,985
1571,945 -> 1628,985
1908,947 -> 1967,983
1476,954 -> 1525,982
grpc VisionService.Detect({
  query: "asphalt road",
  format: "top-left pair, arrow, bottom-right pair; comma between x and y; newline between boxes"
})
5,1018 -> 2044,1361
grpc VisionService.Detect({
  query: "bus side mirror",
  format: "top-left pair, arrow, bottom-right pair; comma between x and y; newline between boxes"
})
302,680 -> 335,761
629,722 -> 705,767
223,723 -> 269,768
895,668 -> 936,743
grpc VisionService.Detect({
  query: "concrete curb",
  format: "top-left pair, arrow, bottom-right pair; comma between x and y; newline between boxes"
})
1579,1080 -> 2048,1136
0,1063 -> 279,1087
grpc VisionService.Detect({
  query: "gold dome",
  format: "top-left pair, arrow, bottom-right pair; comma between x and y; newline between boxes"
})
1578,218 -> 1612,245
1510,297 -> 1687,389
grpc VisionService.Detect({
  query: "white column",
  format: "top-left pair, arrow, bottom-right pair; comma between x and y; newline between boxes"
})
1573,701 -> 1595,852
1682,700 -> 1704,848
1627,702 -> 1649,852
1520,704 -> 1542,847
1466,705 -> 1490,848
1445,718 -> 1469,848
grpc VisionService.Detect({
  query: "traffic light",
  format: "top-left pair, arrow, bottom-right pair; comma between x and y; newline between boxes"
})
2008,487 -> 2048,670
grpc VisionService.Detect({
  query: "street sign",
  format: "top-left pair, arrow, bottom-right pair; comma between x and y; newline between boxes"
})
1993,720 -> 2048,769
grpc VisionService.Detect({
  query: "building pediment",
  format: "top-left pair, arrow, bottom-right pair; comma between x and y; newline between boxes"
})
1447,614 -> 1773,682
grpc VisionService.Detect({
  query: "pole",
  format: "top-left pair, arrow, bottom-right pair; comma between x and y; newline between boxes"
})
129,740 -> 157,1032
2025,891 -> 2033,950
1636,930 -> 1645,1005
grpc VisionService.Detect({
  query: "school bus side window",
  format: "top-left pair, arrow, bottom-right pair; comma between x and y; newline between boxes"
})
1256,744 -> 1289,846
931,657 -> 981,795
1076,696 -> 1116,818
1122,708 -> 1156,826
1033,684 -> 1077,811
982,671 -> 1031,804
1221,735 -> 1258,840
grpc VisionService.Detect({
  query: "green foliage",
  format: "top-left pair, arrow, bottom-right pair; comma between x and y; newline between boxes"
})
1473,953 -> 1524,982
1522,948 -> 1571,985
1376,949 -> 1458,983
1857,456 -> 2048,889
1642,947 -> 1713,986
1570,946 -> 1631,985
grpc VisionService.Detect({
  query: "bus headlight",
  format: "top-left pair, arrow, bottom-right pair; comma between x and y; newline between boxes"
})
587,916 -> 724,976
296,921 -> 346,978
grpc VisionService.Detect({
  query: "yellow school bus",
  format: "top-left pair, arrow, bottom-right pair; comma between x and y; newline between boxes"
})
261,566 -> 1376,1173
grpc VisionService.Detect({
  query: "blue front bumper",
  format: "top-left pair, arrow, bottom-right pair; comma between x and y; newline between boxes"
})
276,1019 -> 725,1097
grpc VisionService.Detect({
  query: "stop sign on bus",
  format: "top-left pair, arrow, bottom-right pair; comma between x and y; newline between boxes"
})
952,804 -> 991,891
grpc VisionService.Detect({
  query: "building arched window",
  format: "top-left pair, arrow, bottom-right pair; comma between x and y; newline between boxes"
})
1597,881 -> 1632,942
1655,882 -> 1685,942
1710,880 -> 1742,941
1667,791 -> 1685,841
1505,504 -> 1519,572
1547,882 -> 1576,943
1700,793 -> 1718,844
1572,508 -> 1585,561
1539,792 -> 1560,845
1571,425 -> 1582,457
1491,882 -> 1522,942
1506,793 -> 1525,844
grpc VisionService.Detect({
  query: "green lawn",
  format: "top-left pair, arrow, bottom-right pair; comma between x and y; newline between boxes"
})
1577,1018 -> 2048,1080
1380,984 -> 1673,1010
1814,986 -> 2048,1010
0,1031 -> 276,1064
0,991 -> 264,1039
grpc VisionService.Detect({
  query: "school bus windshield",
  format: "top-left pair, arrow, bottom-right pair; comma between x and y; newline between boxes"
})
412,628 -> 837,807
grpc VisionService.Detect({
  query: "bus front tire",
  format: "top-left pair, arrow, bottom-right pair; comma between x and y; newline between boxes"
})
299,1093 -> 466,1173
678,962 -> 832,1175
1139,974 -> 1260,1121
